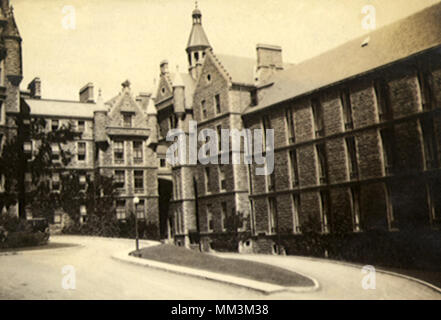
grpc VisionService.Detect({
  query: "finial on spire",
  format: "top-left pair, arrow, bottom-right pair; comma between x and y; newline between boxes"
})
122,79 -> 131,89
195,0 -> 198,9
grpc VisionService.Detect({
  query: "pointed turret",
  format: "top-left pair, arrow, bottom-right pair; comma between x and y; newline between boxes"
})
94,89 -> 108,143
186,2 -> 211,80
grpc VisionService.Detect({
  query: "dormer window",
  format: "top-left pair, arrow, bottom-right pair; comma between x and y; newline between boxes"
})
123,113 -> 132,128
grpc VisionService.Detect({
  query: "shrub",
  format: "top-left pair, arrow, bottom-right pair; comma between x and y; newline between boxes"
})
3,231 -> 48,248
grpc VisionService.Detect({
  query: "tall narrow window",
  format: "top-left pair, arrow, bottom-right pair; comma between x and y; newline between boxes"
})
201,100 -> 207,119
51,119 -> 59,131
114,141 -> 124,164
341,88 -> 353,130
51,144 -> 60,161
52,173 -> 60,191
292,194 -> 301,233
316,143 -> 328,184
207,205 -> 214,232
216,125 -> 222,152
384,183 -> 397,230
115,170 -> 125,189
215,94 -> 221,114
77,142 -> 86,161
345,137 -> 358,179
218,166 -> 226,191
134,170 -> 144,192
221,202 -> 227,231
380,128 -> 395,175
311,98 -> 324,137
0,102 -> 3,123
350,187 -> 361,232
133,141 -> 143,163
123,114 -> 132,128
268,197 -> 277,234
116,200 -> 126,220
79,173 -> 87,190
266,162 -> 276,192
418,70 -> 435,111
285,107 -> 296,143
136,199 -> 145,219
374,79 -> 392,121
262,115 -> 271,147
289,149 -> 299,187
24,141 -> 32,160
420,118 -> 438,170
427,180 -> 441,226
77,120 -> 85,132
168,115 -> 176,130
320,191 -> 330,233
204,167 -> 210,194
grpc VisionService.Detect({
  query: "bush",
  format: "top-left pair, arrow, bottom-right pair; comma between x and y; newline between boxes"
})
2,231 -> 48,249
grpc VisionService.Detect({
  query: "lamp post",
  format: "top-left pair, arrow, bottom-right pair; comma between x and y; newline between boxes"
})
133,196 -> 140,251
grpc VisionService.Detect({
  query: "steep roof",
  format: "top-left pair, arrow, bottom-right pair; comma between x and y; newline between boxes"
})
24,99 -> 95,118
216,54 -> 257,86
187,23 -> 210,50
245,2 -> 441,114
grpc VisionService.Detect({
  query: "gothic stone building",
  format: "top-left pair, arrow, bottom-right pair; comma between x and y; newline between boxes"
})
159,3 -> 441,254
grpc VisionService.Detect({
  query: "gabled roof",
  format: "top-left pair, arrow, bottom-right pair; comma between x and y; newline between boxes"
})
24,99 -> 95,118
245,2 -> 441,114
215,54 -> 257,86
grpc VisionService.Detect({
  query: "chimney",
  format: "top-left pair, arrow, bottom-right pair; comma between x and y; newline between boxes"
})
256,44 -> 283,84
27,77 -> 41,99
160,60 -> 169,75
79,83 -> 94,103
136,92 -> 152,112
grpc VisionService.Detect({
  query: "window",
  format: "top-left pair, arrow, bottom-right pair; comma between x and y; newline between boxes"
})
374,79 -> 392,121
320,191 -> 330,233
51,119 -> 59,131
266,163 -> 276,192
52,173 -> 60,191
77,142 -> 86,161
221,202 -> 227,231
311,98 -> 324,137
123,113 -> 132,128
380,128 -> 395,175
77,120 -> 85,132
114,141 -> 124,164
194,52 -> 199,62
384,183 -> 397,230
24,172 -> 32,191
420,118 -> 438,170
261,115 -> 271,146
201,100 -> 207,119
250,89 -> 258,107
160,158 -> 167,168
285,107 -> 296,143
216,125 -> 222,152
268,197 -> 277,234
207,205 -> 213,232
350,187 -> 361,232
133,141 -> 143,163
168,115 -> 176,130
427,180 -> 441,225
24,141 -> 32,160
215,94 -> 221,114
134,170 -> 144,192
115,170 -> 125,189
218,166 -> 226,191
316,143 -> 328,184
207,74 -> 212,83
289,149 -> 299,187
341,88 -> 353,130
0,102 -> 2,123
418,70 -> 435,111
292,194 -> 301,233
136,200 -> 145,219
116,200 -> 126,220
345,137 -> 358,179
204,167 -> 210,193
79,174 -> 87,190
51,144 -> 60,161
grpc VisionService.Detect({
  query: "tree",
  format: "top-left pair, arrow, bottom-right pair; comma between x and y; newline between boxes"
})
0,111 -> 80,219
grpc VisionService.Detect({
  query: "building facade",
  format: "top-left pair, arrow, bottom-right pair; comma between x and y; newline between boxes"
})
159,3 -> 441,254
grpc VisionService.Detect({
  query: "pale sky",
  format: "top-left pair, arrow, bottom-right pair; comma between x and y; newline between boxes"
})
10,0 -> 441,102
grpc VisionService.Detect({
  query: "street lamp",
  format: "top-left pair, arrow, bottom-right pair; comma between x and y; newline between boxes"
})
133,196 -> 140,251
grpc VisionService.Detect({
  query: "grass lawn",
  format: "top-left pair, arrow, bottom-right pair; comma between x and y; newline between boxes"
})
132,244 -> 314,287
0,242 -> 79,253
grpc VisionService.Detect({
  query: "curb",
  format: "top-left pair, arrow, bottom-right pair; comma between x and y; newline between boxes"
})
278,255 -> 441,295
111,250 -> 320,295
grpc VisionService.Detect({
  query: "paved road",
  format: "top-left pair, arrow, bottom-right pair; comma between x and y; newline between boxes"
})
0,235 -> 439,300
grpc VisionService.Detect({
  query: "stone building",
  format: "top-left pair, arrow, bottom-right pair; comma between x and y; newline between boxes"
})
160,3 -> 441,254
